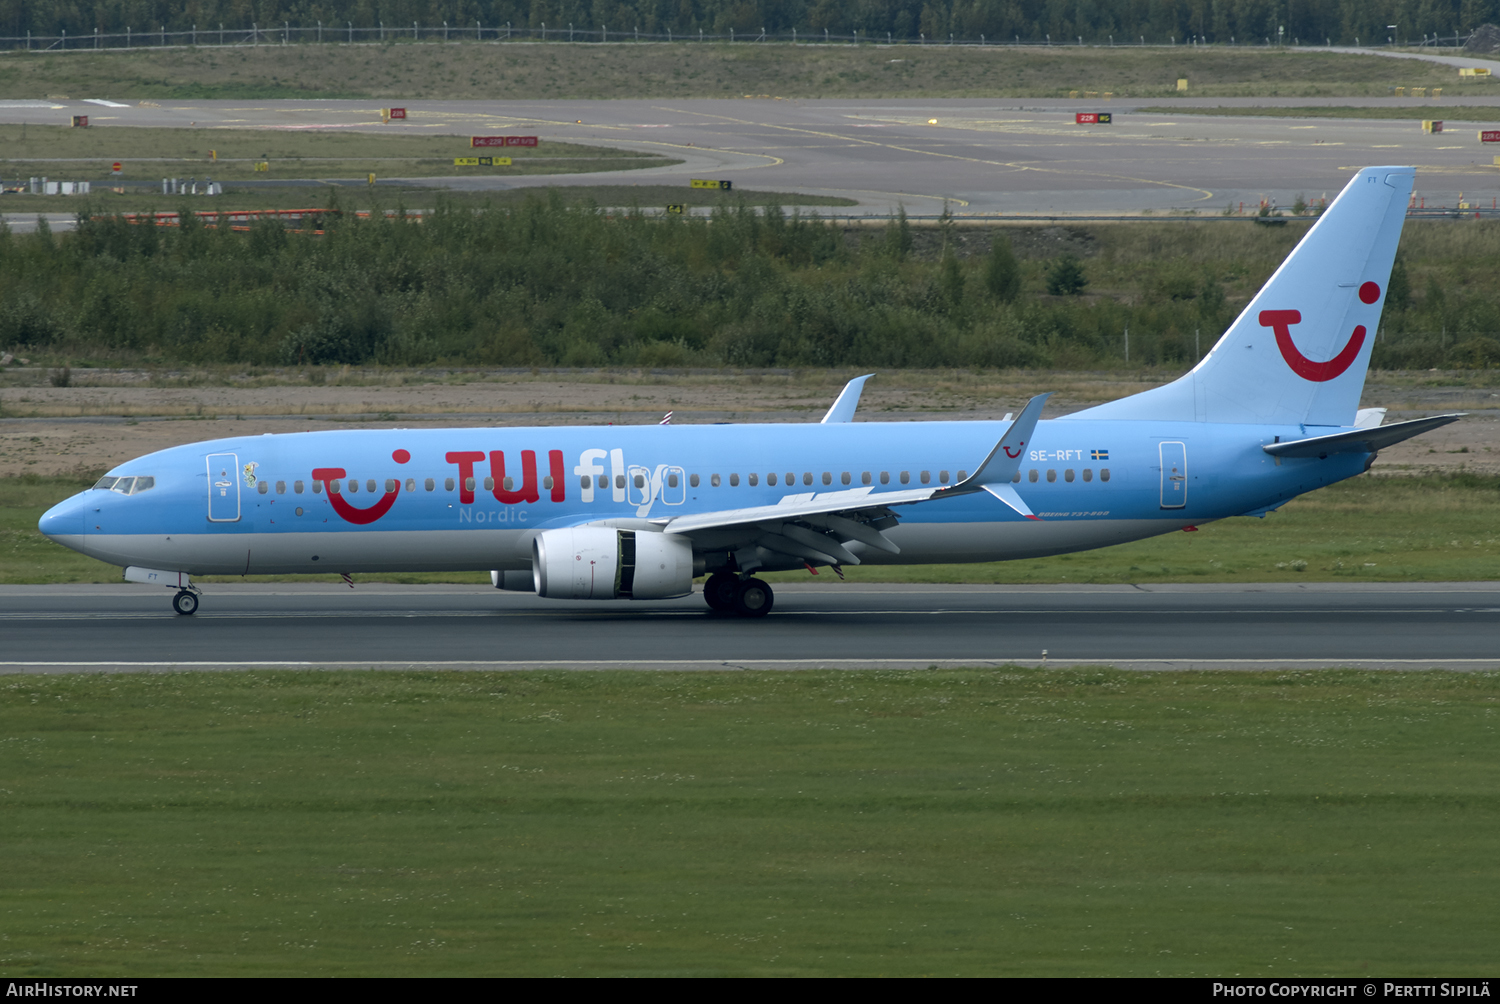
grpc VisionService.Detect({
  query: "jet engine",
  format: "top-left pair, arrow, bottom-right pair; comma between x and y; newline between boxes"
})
532,527 -> 694,600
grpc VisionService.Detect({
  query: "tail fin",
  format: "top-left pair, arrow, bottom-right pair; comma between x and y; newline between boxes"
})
1068,166 -> 1414,427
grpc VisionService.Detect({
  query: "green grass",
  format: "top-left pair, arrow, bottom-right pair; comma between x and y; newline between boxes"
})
0,184 -> 855,217
0,43 -> 1479,101
2,667 -> 1496,976
8,473 -> 1500,586
1138,104 -> 1500,121
0,124 -> 674,184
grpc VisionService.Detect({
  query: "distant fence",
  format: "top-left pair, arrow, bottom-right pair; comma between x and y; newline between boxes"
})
0,24 -> 1481,53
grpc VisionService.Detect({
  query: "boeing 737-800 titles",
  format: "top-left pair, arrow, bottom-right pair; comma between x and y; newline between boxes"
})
40,166 -> 1460,617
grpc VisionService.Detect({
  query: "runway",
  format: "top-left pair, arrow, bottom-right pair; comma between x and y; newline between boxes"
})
6,91 -> 1500,227
4,581 -> 1499,672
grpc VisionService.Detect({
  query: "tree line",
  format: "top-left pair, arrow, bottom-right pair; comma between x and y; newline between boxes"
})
0,0 -> 1492,47
0,195 -> 1494,373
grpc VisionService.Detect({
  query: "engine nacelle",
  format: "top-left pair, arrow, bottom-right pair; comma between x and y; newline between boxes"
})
490,570 -> 535,592
533,527 -> 693,600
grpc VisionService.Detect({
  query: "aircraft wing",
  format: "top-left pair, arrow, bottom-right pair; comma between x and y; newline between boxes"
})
1263,413 -> 1462,458
655,395 -> 1050,564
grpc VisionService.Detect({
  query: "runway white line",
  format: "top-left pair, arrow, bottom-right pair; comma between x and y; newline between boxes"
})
1,659 -> 1497,674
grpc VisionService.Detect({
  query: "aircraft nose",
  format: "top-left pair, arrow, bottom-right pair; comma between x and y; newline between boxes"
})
38,493 -> 91,541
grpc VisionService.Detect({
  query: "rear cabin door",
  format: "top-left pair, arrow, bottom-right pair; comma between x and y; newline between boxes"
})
1159,442 -> 1187,509
207,453 -> 241,522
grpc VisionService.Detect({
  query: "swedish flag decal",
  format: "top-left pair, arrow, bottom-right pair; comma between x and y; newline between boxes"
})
1091,449 -> 1110,460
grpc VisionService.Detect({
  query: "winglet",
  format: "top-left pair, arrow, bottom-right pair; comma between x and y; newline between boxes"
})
984,484 -> 1042,520
821,374 -> 874,423
943,392 -> 1051,494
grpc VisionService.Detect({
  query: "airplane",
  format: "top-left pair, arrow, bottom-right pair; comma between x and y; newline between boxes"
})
39,166 -> 1461,618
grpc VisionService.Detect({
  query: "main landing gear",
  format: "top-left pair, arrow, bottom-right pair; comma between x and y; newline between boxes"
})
703,573 -> 774,618
172,590 -> 199,616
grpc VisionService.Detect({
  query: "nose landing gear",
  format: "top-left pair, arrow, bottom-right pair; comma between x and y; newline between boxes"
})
702,572 -> 774,617
172,589 -> 200,616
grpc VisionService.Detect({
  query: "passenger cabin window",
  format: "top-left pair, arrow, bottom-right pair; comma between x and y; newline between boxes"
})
730,474 -> 740,487
542,476 -> 553,490
347,480 -> 358,493
668,473 -> 679,489
580,475 -> 592,489
597,475 -> 608,489
1082,469 -> 1093,483
1101,468 -> 1111,482
939,471 -> 949,485
484,477 -> 495,491
862,472 -> 872,485
295,480 -> 305,494
822,472 -> 832,486
503,477 -> 514,492
406,478 -> 417,492
803,473 -> 813,486
767,473 -> 777,486
711,474 -> 721,487
748,473 -> 759,486
880,472 -> 890,484
445,478 -> 455,492
841,472 -> 851,485
615,474 -> 626,489
690,474 -> 700,488
386,479 -> 398,493
920,471 -> 931,485
1028,470 -> 1039,483
1011,472 -> 1021,483
314,481 -> 325,494
633,473 -> 645,488
785,473 -> 794,486
1047,470 -> 1057,483
328,481 -> 339,494
424,478 -> 434,491
464,477 -> 475,492
900,471 -> 910,484
1065,469 -> 1075,483
257,481 -> 268,494
276,480 -> 287,494
957,470 -> 967,481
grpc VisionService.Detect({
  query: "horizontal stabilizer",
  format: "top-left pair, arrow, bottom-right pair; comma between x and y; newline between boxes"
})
1262,413 -> 1462,458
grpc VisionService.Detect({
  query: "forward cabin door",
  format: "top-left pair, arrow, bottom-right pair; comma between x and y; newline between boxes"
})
1159,442 -> 1187,509
207,453 -> 241,522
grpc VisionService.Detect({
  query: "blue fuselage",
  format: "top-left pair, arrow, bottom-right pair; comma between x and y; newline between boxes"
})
40,418 -> 1368,576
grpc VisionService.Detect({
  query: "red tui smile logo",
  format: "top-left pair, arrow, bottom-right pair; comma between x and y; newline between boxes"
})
312,467 -> 401,524
1260,307 -> 1369,383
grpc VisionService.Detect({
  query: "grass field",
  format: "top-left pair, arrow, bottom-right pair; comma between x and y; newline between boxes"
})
0,43 -> 1480,101
6,472 -> 1500,586
0,124 -> 675,184
0,183 -> 857,216
2,667 -> 1495,976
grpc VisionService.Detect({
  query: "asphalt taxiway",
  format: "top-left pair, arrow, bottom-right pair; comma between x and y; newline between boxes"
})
6,91 -> 1500,227
3,582 -> 1498,672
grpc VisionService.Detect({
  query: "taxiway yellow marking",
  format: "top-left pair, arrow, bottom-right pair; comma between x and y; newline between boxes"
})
654,105 -> 1217,202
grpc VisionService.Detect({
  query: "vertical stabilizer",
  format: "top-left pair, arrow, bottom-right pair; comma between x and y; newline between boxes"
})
1066,167 -> 1413,427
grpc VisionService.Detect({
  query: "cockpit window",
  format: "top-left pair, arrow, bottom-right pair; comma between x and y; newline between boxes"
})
97,476 -> 155,494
